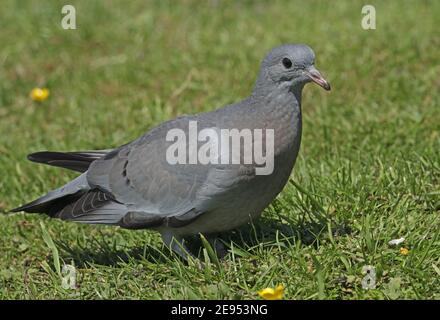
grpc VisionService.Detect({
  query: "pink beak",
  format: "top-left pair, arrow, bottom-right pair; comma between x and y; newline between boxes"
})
305,66 -> 331,91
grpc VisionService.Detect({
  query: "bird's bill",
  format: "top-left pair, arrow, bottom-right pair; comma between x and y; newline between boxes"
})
304,66 -> 331,91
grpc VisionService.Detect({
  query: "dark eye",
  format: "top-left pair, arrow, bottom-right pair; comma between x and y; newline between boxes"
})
282,58 -> 292,69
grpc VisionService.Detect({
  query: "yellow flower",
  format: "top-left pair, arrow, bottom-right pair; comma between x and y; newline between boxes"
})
258,284 -> 284,300
30,88 -> 50,102
400,247 -> 409,255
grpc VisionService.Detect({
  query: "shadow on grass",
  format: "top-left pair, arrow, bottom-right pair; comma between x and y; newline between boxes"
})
55,237 -> 170,268
55,216 -> 352,267
187,215 -> 352,256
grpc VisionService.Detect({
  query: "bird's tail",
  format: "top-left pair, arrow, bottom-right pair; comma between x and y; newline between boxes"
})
10,173 -> 90,215
27,150 -> 110,173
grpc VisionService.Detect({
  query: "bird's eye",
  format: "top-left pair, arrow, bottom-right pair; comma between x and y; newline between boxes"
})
282,58 -> 292,69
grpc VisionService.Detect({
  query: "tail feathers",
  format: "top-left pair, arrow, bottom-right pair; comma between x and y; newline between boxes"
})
54,189 -> 128,224
11,191 -> 84,215
10,173 -> 90,214
27,150 -> 111,173
11,173 -> 127,225
12,189 -> 127,225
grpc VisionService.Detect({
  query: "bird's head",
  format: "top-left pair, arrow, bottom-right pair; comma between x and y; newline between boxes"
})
254,44 -> 330,95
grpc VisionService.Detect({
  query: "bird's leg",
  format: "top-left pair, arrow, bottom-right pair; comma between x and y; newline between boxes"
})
161,231 -> 195,261
206,235 -> 228,259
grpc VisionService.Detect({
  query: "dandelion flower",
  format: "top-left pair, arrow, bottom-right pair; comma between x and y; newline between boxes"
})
30,88 -> 50,102
400,247 -> 409,255
258,284 -> 284,300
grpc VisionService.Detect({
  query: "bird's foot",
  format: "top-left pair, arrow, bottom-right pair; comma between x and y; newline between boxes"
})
161,231 -> 197,262
206,235 -> 228,259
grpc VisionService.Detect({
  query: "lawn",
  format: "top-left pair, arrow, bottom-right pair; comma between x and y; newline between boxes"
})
0,0 -> 439,299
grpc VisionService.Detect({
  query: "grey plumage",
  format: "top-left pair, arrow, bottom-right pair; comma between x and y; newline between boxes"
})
11,44 -> 330,259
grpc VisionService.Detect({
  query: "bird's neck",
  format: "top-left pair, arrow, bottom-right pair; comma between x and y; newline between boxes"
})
252,77 -> 304,106
247,83 -> 303,157
252,82 -> 303,114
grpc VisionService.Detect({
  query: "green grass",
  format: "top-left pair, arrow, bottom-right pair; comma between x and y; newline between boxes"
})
1,0 -> 439,299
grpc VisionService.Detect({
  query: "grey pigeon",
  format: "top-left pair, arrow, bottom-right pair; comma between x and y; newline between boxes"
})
12,44 -> 330,259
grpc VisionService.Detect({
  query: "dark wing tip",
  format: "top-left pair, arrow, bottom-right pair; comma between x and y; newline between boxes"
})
27,151 -> 50,163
